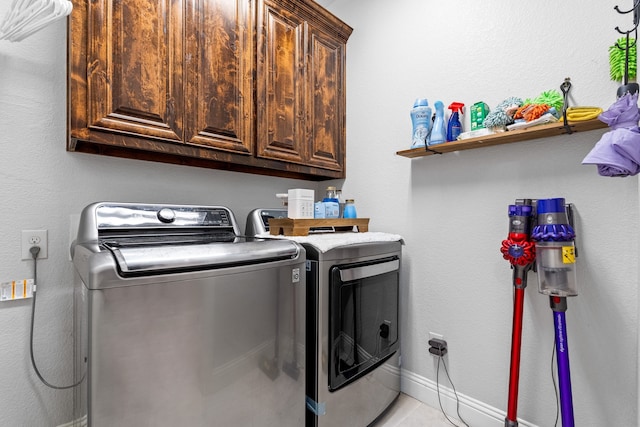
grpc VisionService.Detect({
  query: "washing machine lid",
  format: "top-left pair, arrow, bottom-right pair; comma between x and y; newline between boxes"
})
103,237 -> 300,275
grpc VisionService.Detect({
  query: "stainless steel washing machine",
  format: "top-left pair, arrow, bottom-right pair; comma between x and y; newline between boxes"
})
71,202 -> 305,427
246,209 -> 401,427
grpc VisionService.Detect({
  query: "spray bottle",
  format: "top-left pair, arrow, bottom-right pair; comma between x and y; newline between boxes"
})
447,102 -> 465,141
410,98 -> 432,148
427,101 -> 446,145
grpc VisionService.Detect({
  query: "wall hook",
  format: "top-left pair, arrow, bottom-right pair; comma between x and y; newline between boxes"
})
613,0 -> 640,96
560,78 -> 573,135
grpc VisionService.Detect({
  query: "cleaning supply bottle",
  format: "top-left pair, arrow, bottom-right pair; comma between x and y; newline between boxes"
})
410,98 -> 432,148
447,102 -> 465,141
427,101 -> 446,145
336,189 -> 344,217
343,199 -> 357,218
322,186 -> 340,219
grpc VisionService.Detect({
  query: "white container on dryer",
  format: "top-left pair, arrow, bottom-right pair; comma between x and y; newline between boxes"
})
288,188 -> 314,219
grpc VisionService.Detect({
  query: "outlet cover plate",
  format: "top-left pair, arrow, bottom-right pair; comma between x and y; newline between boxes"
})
21,230 -> 48,260
429,332 -> 444,342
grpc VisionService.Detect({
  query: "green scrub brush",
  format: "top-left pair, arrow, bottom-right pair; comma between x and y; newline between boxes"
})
609,36 -> 637,83
524,90 -> 564,114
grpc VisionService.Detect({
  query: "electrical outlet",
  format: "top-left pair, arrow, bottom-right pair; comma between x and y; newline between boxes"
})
428,332 -> 446,356
428,338 -> 448,357
21,230 -> 48,260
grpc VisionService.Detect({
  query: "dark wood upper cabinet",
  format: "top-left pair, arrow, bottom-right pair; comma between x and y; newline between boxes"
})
68,0 -> 352,180
256,0 -> 348,173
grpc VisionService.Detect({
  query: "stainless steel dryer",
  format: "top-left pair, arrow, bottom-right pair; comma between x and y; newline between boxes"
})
71,202 -> 305,427
246,208 -> 401,427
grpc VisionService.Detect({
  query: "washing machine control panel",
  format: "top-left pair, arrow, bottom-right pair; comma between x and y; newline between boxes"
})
95,203 -> 234,230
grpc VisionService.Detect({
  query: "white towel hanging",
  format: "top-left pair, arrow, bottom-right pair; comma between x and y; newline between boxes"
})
0,0 -> 72,42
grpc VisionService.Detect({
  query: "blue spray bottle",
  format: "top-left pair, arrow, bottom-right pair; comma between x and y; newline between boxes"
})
427,101 -> 446,146
447,102 -> 465,141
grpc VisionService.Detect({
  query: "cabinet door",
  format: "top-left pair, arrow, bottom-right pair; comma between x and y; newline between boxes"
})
184,0 -> 253,154
70,0 -> 184,143
306,26 -> 346,172
255,0 -> 307,164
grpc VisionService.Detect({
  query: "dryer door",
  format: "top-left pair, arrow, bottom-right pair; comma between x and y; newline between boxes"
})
328,256 -> 400,391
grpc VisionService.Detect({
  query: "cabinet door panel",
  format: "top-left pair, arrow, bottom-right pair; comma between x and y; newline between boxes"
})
184,0 -> 253,153
85,0 -> 183,142
308,29 -> 345,171
256,1 -> 306,163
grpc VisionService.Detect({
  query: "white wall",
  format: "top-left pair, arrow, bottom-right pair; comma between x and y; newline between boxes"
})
325,0 -> 638,426
0,1 -> 638,426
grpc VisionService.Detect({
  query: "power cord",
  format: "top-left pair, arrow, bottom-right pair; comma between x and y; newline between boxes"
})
29,246 -> 85,389
435,354 -> 471,427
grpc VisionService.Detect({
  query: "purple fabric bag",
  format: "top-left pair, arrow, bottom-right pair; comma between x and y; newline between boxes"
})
582,93 -> 640,177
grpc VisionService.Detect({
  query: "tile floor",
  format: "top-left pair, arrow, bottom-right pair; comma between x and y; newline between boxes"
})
371,393 -> 462,427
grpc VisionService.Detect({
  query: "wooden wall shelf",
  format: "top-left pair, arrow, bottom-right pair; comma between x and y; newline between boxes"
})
395,119 -> 607,158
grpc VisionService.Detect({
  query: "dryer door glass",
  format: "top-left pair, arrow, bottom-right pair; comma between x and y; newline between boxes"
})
328,257 -> 400,391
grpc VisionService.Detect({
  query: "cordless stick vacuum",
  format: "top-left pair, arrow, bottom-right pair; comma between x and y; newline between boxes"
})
500,201 -> 536,427
532,198 -> 578,427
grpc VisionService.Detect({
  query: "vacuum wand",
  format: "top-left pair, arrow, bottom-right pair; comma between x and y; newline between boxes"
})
550,297 -> 575,427
500,201 -> 536,427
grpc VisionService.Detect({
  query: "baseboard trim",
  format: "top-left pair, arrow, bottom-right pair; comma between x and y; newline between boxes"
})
401,369 -> 539,427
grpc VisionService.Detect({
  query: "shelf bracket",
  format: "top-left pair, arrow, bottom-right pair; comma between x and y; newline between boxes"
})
560,78 -> 574,135
424,145 -> 443,155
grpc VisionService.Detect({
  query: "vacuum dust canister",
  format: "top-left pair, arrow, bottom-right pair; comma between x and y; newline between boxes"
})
532,198 -> 578,297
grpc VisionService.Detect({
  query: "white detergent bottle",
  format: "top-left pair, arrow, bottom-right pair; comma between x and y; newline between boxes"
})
410,98 -> 432,148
